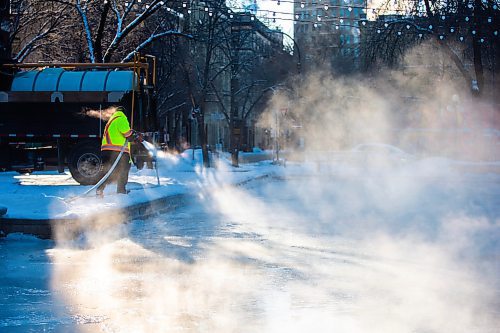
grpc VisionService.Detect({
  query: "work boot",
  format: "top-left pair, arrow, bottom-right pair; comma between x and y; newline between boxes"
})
117,189 -> 130,195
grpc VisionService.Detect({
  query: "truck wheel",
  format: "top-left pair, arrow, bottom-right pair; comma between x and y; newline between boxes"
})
68,142 -> 102,185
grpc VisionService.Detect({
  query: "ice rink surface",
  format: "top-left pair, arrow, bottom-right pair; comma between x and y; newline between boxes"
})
1,163 -> 499,332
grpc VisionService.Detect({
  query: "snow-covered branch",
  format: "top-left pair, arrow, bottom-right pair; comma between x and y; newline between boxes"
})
75,0 -> 96,63
12,2 -> 69,63
121,31 -> 193,62
103,0 -> 165,62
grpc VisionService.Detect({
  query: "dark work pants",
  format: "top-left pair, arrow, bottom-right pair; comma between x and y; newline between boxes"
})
97,151 -> 131,194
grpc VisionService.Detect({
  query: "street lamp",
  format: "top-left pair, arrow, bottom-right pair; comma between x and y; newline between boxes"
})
275,30 -> 302,74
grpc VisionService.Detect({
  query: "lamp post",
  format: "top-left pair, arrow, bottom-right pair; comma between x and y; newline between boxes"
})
276,30 -> 302,74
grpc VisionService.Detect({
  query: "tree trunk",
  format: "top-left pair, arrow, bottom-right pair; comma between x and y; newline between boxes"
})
229,74 -> 240,167
229,119 -> 239,167
94,1 -> 110,62
472,0 -> 484,95
198,105 -> 210,168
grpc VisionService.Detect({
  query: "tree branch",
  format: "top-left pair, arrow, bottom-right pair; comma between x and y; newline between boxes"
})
121,31 -> 192,62
103,0 -> 165,62
94,0 -> 111,61
75,0 -> 96,63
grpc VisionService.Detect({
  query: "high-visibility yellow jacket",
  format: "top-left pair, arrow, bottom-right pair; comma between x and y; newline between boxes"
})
101,111 -> 133,153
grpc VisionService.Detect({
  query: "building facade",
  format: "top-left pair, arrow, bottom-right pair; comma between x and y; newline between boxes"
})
161,2 -> 288,153
294,0 -> 366,72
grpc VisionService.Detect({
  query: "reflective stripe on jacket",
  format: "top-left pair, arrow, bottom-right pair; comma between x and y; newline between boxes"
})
101,111 -> 133,153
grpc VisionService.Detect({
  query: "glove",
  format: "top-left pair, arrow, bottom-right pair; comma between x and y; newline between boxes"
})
131,130 -> 144,143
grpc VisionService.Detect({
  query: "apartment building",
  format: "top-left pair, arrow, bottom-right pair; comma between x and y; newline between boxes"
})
294,0 -> 366,71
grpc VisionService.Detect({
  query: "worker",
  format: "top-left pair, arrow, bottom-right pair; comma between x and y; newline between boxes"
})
96,106 -> 134,197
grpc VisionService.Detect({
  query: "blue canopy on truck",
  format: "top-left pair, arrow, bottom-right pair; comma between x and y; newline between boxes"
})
10,68 -> 138,92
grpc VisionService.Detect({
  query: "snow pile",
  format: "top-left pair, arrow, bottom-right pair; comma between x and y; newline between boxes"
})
0,149 -> 277,221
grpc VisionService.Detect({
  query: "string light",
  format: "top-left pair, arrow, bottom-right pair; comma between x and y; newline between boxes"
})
169,0 -> 500,41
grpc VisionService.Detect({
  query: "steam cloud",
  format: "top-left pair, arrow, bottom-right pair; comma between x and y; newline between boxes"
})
82,106 -> 120,121
259,41 -> 499,161
47,40 -> 499,332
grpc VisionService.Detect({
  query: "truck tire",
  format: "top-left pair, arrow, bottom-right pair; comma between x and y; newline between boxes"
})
68,142 -> 102,185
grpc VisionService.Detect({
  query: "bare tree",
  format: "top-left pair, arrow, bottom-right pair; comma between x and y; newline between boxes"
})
190,9 -> 291,165
361,0 -> 500,97
4,1 -> 71,63
46,0 -> 187,63
176,0 -> 234,166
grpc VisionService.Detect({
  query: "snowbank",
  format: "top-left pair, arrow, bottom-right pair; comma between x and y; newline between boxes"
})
0,149 -> 279,220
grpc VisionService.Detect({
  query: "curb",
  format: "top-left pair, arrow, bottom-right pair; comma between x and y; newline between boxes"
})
0,193 -> 189,240
0,174 -> 276,240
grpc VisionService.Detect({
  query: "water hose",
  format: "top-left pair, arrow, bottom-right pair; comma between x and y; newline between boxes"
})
64,139 -> 130,202
66,137 -> 160,202
83,139 -> 129,197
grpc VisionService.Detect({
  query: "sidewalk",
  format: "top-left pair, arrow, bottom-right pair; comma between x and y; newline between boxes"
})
0,150 -> 279,239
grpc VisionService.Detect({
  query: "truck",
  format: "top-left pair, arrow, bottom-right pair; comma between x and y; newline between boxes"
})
0,54 -> 160,185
